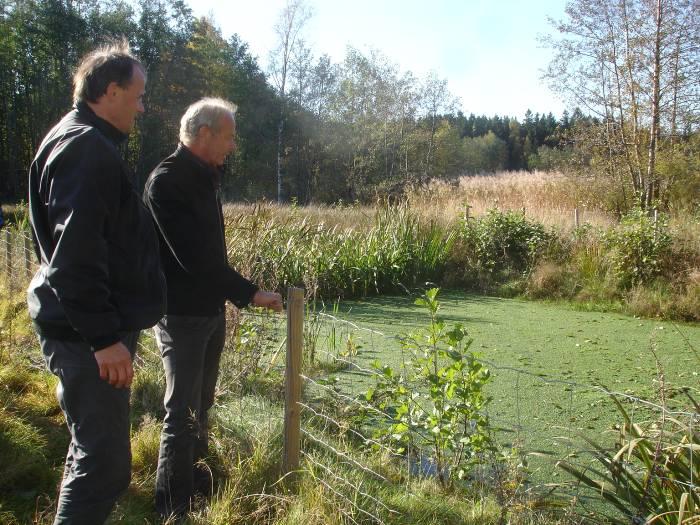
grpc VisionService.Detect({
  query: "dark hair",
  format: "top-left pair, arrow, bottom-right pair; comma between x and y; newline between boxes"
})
73,39 -> 144,105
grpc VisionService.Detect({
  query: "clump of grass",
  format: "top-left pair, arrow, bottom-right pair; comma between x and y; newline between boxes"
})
526,261 -> 572,299
131,415 -> 162,482
0,278 -> 34,352
385,479 -> 501,525
225,203 -> 454,300
0,351 -> 65,523
130,333 -> 166,423
670,270 -> 700,321
0,408 -> 52,492
181,399 -> 285,524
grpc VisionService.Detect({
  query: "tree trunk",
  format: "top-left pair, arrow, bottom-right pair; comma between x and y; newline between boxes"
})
645,0 -> 663,208
622,0 -> 644,195
277,118 -> 284,203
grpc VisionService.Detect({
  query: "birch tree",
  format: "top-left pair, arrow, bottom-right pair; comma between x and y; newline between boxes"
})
268,0 -> 311,203
542,0 -> 699,210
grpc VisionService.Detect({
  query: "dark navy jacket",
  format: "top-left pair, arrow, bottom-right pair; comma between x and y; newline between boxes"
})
27,103 -> 166,350
143,144 -> 257,315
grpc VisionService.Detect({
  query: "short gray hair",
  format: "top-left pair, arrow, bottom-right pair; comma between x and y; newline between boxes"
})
179,97 -> 237,145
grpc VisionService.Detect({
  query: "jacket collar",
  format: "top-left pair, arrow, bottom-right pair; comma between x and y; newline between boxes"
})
175,143 -> 222,188
74,101 -> 128,145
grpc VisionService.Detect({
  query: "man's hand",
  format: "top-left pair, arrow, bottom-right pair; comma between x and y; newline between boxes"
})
94,342 -> 133,388
252,290 -> 284,312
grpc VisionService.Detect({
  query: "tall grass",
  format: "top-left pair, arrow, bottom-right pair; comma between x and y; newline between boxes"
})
225,203 -> 454,300
405,171 -> 615,231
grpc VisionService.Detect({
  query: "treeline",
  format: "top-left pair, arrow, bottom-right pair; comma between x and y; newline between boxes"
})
2,0 -> 697,212
0,0 -> 578,204
0,0 -> 280,201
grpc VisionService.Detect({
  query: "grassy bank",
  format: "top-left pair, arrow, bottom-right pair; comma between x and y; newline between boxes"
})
0,291 -> 546,524
2,283 -> 697,523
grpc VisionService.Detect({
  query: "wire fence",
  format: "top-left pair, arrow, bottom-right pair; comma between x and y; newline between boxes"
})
0,227 -> 36,288
289,305 -> 699,523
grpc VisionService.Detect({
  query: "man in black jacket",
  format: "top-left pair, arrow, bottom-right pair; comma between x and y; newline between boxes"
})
144,97 -> 282,518
27,41 -> 166,524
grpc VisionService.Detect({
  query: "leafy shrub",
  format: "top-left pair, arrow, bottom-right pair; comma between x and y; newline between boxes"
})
604,208 -> 672,289
363,288 -> 492,488
457,209 -> 558,281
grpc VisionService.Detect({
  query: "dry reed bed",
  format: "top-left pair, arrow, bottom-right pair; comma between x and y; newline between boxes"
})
223,170 -> 697,251
406,171 -> 615,231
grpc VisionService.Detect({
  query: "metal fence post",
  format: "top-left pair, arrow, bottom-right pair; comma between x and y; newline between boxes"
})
283,287 -> 304,474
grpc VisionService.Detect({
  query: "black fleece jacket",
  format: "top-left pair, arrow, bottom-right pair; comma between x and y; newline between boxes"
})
143,144 -> 258,315
27,103 -> 167,350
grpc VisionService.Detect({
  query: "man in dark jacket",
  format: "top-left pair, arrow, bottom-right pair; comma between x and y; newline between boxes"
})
144,97 -> 282,518
27,41 -> 166,524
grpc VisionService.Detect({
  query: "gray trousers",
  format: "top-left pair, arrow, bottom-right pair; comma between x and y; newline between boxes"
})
153,313 -> 225,517
40,332 -> 139,525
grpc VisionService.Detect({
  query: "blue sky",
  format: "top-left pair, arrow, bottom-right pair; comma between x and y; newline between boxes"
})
190,0 -> 569,120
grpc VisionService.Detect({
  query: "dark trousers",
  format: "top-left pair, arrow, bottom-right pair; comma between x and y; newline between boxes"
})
153,313 -> 226,517
40,332 -> 139,525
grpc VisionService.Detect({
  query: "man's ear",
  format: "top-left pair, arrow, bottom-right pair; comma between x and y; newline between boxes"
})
105,81 -> 121,100
103,82 -> 121,102
198,125 -> 212,140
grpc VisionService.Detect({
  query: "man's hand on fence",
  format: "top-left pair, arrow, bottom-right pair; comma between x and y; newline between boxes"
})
252,290 -> 284,312
94,342 -> 134,388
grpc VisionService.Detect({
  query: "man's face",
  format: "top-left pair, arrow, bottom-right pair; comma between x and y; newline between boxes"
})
107,66 -> 146,133
203,115 -> 237,167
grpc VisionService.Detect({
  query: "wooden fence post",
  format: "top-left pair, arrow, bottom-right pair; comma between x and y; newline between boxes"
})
574,208 -> 580,228
283,287 -> 304,474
